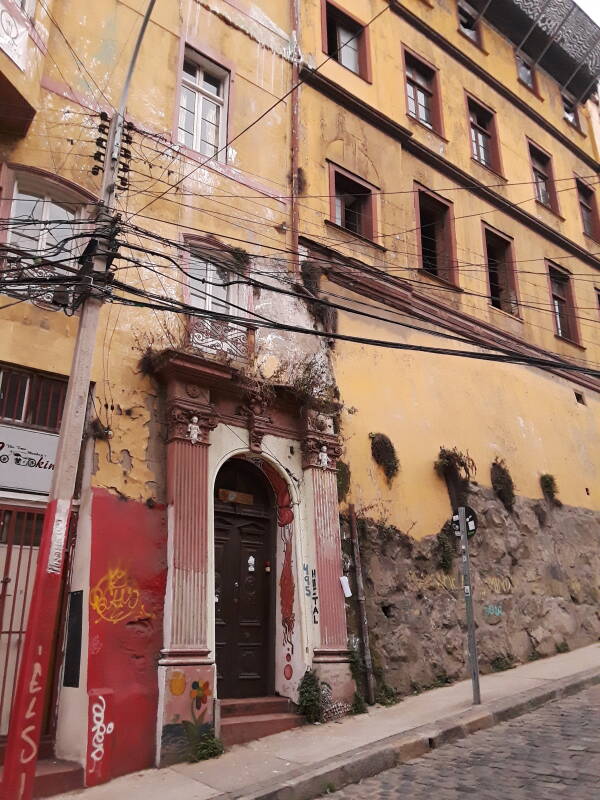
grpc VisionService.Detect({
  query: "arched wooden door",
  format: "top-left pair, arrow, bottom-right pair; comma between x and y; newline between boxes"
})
214,459 -> 275,699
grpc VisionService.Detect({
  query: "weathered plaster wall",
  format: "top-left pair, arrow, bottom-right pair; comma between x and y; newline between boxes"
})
345,486 -> 600,696
333,309 -> 600,539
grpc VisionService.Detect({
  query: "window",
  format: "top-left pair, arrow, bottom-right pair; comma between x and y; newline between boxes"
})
577,179 -> 599,239
468,98 -> 499,171
405,52 -> 439,131
458,2 -> 481,45
331,168 -> 374,239
178,52 -> 227,158
516,54 -> 535,90
548,266 -> 576,342
417,189 -> 455,284
484,228 -> 518,315
562,94 -> 579,128
187,254 -> 231,312
324,2 -> 368,78
529,144 -> 557,211
7,178 -> 84,306
0,366 -> 66,433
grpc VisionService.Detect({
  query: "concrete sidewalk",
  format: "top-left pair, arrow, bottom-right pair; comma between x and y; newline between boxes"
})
56,643 -> 600,800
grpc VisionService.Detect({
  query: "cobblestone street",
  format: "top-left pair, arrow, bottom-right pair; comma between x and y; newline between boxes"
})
332,686 -> 600,800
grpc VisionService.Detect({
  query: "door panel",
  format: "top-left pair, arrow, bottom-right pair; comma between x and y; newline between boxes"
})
214,508 -> 274,698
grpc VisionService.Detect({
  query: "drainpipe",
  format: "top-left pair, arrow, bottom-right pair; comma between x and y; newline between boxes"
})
290,0 -> 301,274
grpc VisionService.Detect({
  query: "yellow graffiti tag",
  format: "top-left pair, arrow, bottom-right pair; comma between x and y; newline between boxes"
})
90,567 -> 152,624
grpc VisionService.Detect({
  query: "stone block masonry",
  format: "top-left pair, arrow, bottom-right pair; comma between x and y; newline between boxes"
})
344,486 -> 600,695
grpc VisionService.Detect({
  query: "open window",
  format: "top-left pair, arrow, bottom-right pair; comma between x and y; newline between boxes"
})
468,96 -> 500,173
529,143 -> 558,213
484,227 -> 518,315
404,51 -> 441,133
178,49 -> 228,159
6,174 -> 87,307
457,1 -> 481,46
548,264 -> 577,343
562,94 -> 579,129
515,54 -> 536,92
324,2 -> 369,79
577,179 -> 599,240
330,165 -> 375,240
416,187 -> 456,285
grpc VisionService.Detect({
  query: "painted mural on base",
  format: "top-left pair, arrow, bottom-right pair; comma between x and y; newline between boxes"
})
159,665 -> 215,766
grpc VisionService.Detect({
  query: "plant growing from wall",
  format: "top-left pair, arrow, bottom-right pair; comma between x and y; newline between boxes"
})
369,433 -> 399,486
540,474 -> 561,506
490,654 -> 515,672
434,446 -> 476,508
336,460 -> 351,502
436,521 -> 456,574
490,457 -> 516,512
297,669 -> 322,723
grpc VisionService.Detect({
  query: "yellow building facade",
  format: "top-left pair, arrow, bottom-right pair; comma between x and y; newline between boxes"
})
1,0 -> 600,794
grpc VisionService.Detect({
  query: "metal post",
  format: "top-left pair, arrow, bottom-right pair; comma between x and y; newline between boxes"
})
1,3 -> 157,798
458,506 -> 481,705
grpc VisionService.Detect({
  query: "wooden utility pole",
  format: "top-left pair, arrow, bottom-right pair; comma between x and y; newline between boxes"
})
349,504 -> 376,705
1,4 -> 157,797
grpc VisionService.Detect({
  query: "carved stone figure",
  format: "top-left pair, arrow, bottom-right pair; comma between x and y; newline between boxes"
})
188,416 -> 201,444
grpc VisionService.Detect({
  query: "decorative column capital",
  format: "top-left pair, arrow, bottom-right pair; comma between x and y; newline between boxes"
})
301,433 -> 342,470
166,402 -> 219,444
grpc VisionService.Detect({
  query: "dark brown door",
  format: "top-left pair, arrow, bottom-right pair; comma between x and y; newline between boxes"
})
214,459 -> 275,699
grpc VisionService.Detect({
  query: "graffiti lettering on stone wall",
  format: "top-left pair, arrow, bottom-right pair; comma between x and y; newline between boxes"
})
408,571 -> 512,596
483,604 -> 503,617
89,566 -> 153,625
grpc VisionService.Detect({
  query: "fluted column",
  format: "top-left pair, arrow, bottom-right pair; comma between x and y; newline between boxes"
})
162,402 -> 217,663
302,427 -> 347,652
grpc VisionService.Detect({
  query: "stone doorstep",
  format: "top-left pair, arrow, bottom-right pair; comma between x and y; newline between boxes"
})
213,667 -> 600,800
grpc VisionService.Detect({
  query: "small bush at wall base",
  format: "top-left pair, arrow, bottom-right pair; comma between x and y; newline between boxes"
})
375,682 -> 399,706
369,433 -> 399,486
490,654 -> 515,672
528,649 -> 543,662
351,691 -> 368,715
184,726 -> 224,762
556,641 -> 570,654
490,458 -> 516,512
298,669 -> 322,723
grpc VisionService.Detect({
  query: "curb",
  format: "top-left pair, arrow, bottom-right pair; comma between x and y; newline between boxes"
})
217,667 -> 600,800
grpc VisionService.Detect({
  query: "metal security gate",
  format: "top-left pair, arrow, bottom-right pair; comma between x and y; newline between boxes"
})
0,506 -> 45,739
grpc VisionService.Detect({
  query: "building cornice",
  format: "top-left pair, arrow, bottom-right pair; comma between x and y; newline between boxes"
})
300,236 -> 600,395
299,66 -> 600,273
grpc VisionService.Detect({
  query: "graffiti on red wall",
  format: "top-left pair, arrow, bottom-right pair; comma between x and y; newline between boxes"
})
87,489 -> 167,784
89,567 -> 154,625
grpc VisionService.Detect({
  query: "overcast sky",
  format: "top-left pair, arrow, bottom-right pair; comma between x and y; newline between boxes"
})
576,0 -> 600,25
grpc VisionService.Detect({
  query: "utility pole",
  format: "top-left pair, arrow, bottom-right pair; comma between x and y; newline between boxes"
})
1,3 -> 157,798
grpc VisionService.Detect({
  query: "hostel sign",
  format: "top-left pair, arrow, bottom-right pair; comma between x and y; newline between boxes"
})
0,423 -> 58,494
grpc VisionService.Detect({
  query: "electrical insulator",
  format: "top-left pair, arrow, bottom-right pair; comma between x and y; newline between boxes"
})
96,136 -> 107,149
91,165 -> 103,176
100,111 -> 110,122
93,151 -> 105,163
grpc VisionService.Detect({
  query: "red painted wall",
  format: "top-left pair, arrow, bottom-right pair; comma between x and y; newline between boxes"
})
87,489 -> 167,782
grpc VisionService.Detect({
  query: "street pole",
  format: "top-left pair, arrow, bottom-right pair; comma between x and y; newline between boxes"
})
457,506 -> 481,705
458,506 -> 481,706
1,3 -> 157,798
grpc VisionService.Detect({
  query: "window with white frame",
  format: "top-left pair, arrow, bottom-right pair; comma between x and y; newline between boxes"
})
178,53 -> 228,158
187,253 -> 231,313
6,177 -> 85,305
